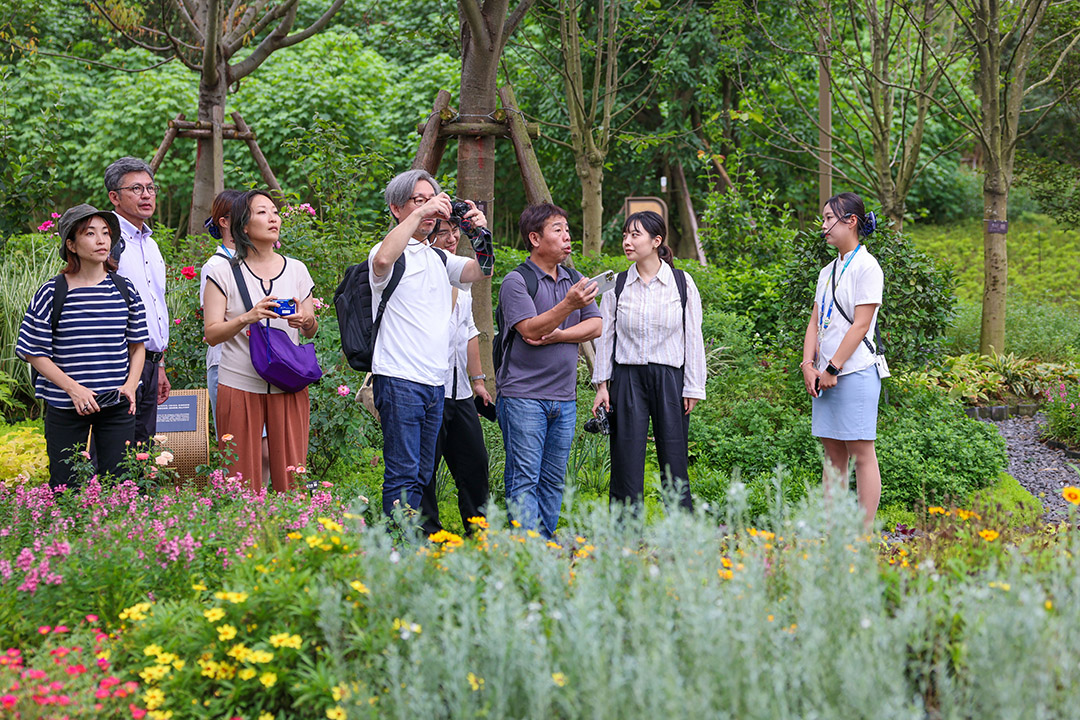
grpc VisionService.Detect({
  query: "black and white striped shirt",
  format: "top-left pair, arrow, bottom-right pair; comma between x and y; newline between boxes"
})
17,275 -> 149,409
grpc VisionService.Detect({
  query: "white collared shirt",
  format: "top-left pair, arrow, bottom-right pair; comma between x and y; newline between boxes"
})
814,245 -> 883,375
114,213 -> 169,353
592,261 -> 707,399
444,287 -> 480,399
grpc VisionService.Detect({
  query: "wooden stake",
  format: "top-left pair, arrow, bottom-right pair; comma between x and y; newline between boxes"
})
412,90 -> 452,174
150,113 -> 185,173
498,85 -> 552,205
231,112 -> 283,197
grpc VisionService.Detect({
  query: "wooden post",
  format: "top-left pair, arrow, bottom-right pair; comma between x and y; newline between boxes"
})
672,161 -> 706,265
150,113 -> 185,173
498,85 -> 552,205
211,105 -> 225,199
413,90 -> 452,175
231,112 -> 283,196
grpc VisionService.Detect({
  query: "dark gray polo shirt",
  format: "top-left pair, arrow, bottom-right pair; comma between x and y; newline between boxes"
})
496,259 -> 601,401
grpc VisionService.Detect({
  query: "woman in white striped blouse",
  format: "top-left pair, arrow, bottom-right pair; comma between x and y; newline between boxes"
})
591,211 -> 706,512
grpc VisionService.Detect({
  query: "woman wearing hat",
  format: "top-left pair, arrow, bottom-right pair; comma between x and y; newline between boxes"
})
17,204 -> 149,490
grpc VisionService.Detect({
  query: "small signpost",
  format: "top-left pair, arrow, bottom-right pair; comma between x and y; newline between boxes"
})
156,388 -> 209,483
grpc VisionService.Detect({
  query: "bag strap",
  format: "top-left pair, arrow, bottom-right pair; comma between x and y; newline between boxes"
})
830,263 -> 881,355
49,274 -> 69,333
500,264 -> 539,371
610,270 -> 629,373
372,255 -> 407,343
108,272 -> 132,308
231,263 -> 256,313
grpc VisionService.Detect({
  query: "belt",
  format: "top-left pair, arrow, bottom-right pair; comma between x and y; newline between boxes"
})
147,351 -> 164,364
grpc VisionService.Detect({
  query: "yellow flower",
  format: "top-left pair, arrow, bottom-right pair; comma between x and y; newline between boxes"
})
149,711 -> 174,720
258,714 -> 274,720
546,541 -> 562,549
349,580 -> 370,596
227,643 -> 251,662
249,649 -> 274,664
119,602 -> 152,622
1045,600 -> 1054,610
551,672 -> 567,687
143,644 -> 163,657
287,532 -> 302,540
239,668 -> 257,681
143,688 -> 165,710
1063,486 -> 1080,505
718,568 -> 733,580
927,506 -> 946,515
203,607 -> 226,623
467,672 -> 485,691
526,530 -> 541,538
574,545 -> 595,559
326,708 -> 347,720
270,633 -> 303,649
318,517 -> 344,533
217,624 -> 238,641
466,516 -> 489,529
260,672 -> 277,688
979,529 -> 1000,542
214,591 -> 249,604
510,520 -> 521,528
721,557 -> 733,569
138,664 -> 170,683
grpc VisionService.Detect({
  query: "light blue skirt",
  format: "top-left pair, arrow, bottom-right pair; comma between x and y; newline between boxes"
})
811,366 -> 881,441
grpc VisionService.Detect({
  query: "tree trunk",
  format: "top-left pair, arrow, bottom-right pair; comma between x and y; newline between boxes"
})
578,155 -> 604,256
190,71 -> 228,236
979,175 -> 1008,355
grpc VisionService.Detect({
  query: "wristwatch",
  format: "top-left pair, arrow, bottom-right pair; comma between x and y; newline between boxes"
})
469,374 -> 487,382
825,362 -> 841,376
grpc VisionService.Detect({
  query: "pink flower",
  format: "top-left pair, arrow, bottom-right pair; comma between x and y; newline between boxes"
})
136,453 -> 150,461
38,626 -> 51,635
54,625 -> 69,633
130,704 -> 147,719
85,614 -> 98,623
174,318 -> 182,325
1,694 -> 16,709
337,385 -> 351,397
181,266 -> 197,280
37,220 -> 55,233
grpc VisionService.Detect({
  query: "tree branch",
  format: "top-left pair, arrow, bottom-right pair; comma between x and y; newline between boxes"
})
504,0 -> 537,41
460,0 -> 490,50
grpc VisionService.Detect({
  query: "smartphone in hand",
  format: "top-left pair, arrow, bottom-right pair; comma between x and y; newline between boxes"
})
589,270 -> 617,295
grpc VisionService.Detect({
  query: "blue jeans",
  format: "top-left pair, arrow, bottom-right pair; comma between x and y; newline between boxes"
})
374,376 -> 444,519
496,396 -> 576,538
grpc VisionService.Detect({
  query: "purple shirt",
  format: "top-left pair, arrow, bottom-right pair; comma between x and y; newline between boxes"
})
496,259 -> 600,402
114,213 -> 169,353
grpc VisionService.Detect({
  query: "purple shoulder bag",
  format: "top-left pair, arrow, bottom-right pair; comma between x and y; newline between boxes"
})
231,263 -> 322,393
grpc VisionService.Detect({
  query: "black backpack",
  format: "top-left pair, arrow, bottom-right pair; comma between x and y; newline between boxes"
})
334,247 -> 446,373
492,263 -> 582,376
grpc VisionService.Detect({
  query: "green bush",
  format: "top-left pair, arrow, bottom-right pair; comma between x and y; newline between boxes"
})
1042,382 -> 1080,448
945,296 -> 1080,363
781,225 -> 956,368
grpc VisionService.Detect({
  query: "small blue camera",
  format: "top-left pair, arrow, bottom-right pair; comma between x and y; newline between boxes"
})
274,298 -> 296,316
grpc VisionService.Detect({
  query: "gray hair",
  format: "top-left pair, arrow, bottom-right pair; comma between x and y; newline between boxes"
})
384,169 -> 441,220
104,157 -> 154,192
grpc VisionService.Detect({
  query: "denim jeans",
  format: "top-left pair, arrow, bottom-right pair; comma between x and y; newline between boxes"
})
496,396 -> 576,538
373,375 -> 444,519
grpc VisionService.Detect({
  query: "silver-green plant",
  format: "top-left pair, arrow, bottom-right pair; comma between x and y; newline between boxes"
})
0,236 -> 60,412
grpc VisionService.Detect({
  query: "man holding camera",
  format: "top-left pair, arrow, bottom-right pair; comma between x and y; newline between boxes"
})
495,203 -> 601,538
369,169 -> 493,528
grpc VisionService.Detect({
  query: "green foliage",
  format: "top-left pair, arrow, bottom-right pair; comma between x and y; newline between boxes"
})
907,216 -> 1080,309
781,225 -> 957,368
1042,382 -> 1080,448
0,420 -> 47,486
970,473 -> 1044,530
945,297 -> 1080,363
1016,151 -> 1080,227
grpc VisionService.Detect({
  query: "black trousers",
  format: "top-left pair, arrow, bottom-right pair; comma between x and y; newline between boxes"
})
44,402 -> 135,490
420,396 -> 490,535
133,355 -> 160,444
608,363 -> 693,511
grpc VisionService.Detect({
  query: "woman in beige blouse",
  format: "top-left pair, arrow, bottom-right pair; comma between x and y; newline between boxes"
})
591,211 -> 706,513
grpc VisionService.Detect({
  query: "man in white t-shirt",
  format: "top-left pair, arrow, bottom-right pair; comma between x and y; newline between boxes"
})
369,169 -> 493,526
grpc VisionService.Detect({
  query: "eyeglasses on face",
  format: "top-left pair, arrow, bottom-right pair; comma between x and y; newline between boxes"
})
115,184 -> 159,196
407,194 -> 433,206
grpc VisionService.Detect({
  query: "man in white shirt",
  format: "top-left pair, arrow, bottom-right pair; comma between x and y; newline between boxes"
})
105,157 -> 171,443
369,169 -> 492,526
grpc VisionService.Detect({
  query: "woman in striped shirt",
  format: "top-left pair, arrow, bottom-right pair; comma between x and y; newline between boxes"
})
17,204 -> 149,490
591,210 -> 707,512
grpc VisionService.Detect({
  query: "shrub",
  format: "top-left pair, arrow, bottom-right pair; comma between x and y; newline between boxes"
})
781,225 -> 956,369
1042,382 -> 1080,448
0,421 -> 48,487
946,296 -> 1080,363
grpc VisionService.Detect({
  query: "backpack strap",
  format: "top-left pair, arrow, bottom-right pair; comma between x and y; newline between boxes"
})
432,247 -> 448,266
609,271 -> 629,375
372,255 -> 408,346
108,272 -> 132,309
109,236 -> 126,263
500,263 -> 539,372
49,274 -> 69,334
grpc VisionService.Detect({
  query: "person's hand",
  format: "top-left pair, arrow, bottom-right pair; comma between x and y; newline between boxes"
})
462,199 -> 487,229
243,296 -> 282,325
683,397 -> 699,415
120,382 -> 138,415
818,368 -> 839,391
524,328 -> 566,346
67,383 -> 99,416
285,298 -> 313,330
802,363 -> 822,398
593,385 -> 611,415
472,377 -> 493,406
563,278 -> 599,310
157,365 -> 171,404
418,193 -> 453,222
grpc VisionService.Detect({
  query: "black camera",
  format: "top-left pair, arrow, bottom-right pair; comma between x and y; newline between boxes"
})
449,200 -> 480,240
583,405 -> 611,435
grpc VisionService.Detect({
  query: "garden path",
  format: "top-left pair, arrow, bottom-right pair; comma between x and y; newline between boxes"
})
990,415 -> 1077,520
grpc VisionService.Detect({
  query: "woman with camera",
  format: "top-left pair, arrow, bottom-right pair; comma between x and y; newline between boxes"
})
17,204 -> 148,490
591,210 -> 706,512
800,192 -> 883,529
203,190 -> 318,492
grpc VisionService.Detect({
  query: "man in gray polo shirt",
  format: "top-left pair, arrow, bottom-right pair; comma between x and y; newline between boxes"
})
495,203 -> 601,538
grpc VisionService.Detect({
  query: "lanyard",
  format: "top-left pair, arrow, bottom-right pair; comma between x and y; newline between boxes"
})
818,244 -> 860,335
218,244 -> 233,258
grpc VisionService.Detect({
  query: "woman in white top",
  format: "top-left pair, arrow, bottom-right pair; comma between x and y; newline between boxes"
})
203,190 -> 318,492
800,192 -> 884,528
591,211 -> 706,512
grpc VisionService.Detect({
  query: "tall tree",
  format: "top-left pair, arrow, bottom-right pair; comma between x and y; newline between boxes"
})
749,0 -> 969,229
88,0 -> 344,233
512,0 -> 691,256
906,0 -> 1080,353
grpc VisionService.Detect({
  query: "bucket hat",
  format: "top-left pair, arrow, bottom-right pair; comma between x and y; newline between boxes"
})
56,204 -> 121,261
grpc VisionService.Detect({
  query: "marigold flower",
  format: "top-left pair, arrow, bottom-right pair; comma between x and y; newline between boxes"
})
1063,486 -> 1080,505
927,506 -> 946,515
349,580 -> 370,596
466,516 -> 489,529
143,645 -> 163,657
269,633 -> 303,649
467,672 -> 484,691
979,529 -> 1000,542
260,672 -> 277,688
203,608 -> 226,623
326,708 -> 347,720
249,650 -> 274,664
142,688 -> 165,710
259,713 -> 274,720
217,624 -> 238,641
551,672 -> 567,687
239,668 -> 257,680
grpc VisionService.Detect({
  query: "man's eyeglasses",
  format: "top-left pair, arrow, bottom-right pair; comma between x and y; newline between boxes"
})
407,194 -> 433,206
115,184 -> 159,196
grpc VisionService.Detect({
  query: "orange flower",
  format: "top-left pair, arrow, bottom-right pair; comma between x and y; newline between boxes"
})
1062,486 -> 1080,505
979,529 -> 1000,542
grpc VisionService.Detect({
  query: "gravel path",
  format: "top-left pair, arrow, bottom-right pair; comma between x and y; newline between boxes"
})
990,414 -> 1078,519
